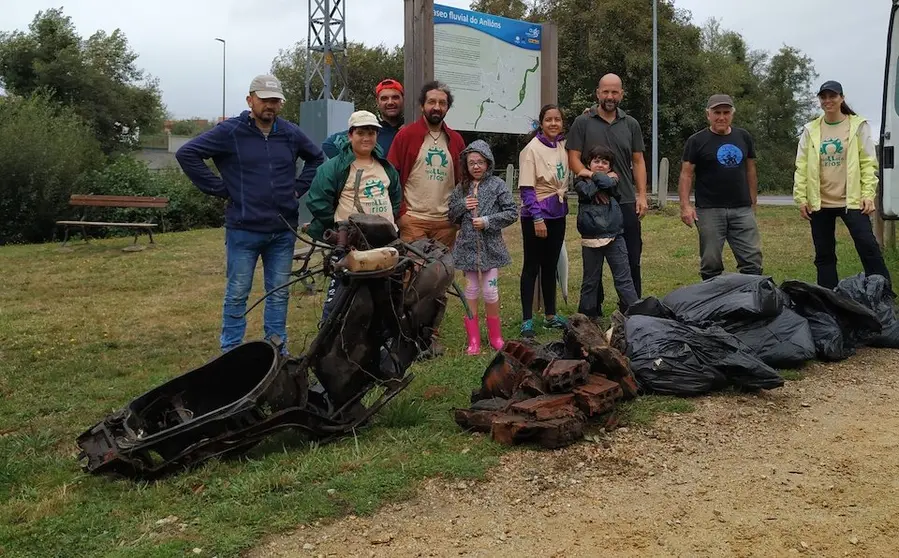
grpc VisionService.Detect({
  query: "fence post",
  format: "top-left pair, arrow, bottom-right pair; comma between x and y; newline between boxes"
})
658,157 -> 669,208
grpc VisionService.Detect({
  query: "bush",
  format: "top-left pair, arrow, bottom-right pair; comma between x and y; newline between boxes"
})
0,93 -> 105,244
74,157 -> 225,233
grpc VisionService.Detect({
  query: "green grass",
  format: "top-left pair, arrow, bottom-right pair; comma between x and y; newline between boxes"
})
1,207 -> 897,557
779,369 -> 805,381
617,395 -> 697,426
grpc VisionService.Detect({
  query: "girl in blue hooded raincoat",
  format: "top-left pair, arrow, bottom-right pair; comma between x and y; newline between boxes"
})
448,140 -> 519,355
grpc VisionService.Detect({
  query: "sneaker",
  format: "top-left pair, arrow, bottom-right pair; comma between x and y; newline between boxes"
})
520,319 -> 536,338
543,315 -> 569,329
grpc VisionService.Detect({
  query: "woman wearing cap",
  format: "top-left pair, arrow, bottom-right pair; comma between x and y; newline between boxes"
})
306,110 -> 402,240
306,110 -> 403,321
793,80 -> 892,289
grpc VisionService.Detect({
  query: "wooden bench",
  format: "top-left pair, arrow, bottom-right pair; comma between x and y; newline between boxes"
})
56,194 -> 169,250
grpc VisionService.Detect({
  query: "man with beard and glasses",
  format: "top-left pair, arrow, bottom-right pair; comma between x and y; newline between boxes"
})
387,80 -> 465,359
176,74 -> 325,355
321,78 -> 405,159
387,80 -> 465,248
566,73 -> 648,314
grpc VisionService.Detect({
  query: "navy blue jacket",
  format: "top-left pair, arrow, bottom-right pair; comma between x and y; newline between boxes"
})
321,119 -> 401,160
176,111 -> 325,233
575,172 -> 624,240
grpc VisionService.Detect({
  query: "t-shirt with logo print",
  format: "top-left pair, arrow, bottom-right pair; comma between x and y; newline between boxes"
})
819,118 -> 850,208
517,138 -> 569,201
682,127 -> 756,208
404,132 -> 455,221
335,160 -> 394,225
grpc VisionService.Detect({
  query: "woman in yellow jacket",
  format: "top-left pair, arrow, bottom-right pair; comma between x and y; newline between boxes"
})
793,80 -> 891,290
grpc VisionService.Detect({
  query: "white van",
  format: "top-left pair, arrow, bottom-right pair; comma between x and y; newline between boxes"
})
881,0 -> 898,218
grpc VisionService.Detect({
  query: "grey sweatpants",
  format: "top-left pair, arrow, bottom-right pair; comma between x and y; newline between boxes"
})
695,206 -> 763,280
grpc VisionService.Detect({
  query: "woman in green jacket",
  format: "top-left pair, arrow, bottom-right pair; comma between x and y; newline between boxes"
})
793,80 -> 891,289
306,110 -> 402,241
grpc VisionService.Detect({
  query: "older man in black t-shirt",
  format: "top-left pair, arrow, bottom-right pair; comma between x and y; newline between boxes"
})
678,94 -> 762,281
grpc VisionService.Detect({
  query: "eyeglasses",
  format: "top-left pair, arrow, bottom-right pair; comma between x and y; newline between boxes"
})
468,160 -> 487,167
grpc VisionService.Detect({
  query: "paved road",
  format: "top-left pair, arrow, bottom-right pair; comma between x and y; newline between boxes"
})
665,194 -> 793,206
564,192 -> 794,206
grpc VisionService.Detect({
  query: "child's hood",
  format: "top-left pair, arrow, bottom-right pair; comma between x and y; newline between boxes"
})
459,139 -> 496,174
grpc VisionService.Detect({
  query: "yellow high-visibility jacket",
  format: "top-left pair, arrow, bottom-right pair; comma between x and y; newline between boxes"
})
793,114 -> 878,210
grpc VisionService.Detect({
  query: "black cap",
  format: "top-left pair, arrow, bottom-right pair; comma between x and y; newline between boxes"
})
817,80 -> 843,96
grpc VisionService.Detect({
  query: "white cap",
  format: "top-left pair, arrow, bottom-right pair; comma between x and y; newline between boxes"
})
348,110 -> 381,129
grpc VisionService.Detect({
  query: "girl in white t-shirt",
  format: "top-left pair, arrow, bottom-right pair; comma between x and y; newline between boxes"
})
517,104 -> 570,338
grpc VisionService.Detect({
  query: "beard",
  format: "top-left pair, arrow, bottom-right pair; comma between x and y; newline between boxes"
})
600,99 -> 619,113
425,110 -> 445,125
255,108 -> 276,123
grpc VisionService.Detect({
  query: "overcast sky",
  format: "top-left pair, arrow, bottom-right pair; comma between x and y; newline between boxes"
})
1,0 -> 892,133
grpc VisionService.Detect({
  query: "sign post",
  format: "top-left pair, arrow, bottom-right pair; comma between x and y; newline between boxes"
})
403,0 -> 435,125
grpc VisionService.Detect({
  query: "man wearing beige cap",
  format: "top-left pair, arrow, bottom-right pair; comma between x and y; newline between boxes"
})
176,74 -> 325,354
678,93 -> 762,280
305,110 -> 402,321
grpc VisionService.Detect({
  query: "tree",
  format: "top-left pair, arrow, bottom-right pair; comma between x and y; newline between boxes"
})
523,0 -> 815,193
469,0 -> 530,19
531,0 -> 707,183
754,46 -> 818,191
170,119 -> 214,136
0,93 -> 104,244
271,41 -> 404,125
0,9 -> 165,154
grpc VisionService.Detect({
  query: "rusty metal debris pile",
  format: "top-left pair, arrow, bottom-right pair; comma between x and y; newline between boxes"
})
454,314 -> 637,449
77,214 -> 459,479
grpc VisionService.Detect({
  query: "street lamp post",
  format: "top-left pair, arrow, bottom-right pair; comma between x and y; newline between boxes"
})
215,38 -> 226,122
651,0 -> 659,196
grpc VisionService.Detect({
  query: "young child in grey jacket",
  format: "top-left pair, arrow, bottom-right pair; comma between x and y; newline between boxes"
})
448,140 -> 519,355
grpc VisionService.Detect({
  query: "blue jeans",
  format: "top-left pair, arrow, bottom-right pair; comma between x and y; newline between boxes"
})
221,228 -> 296,353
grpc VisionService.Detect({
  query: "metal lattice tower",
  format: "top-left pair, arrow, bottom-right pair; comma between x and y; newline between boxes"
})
306,0 -> 348,100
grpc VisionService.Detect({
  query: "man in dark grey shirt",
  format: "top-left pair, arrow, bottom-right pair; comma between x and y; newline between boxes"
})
567,73 -> 648,311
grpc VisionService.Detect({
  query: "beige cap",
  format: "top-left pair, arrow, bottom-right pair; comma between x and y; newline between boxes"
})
249,74 -> 285,100
348,110 -> 381,129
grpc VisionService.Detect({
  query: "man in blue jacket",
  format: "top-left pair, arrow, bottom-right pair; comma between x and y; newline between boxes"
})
176,74 -> 325,354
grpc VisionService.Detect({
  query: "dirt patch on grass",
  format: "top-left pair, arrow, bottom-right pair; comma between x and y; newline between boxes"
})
252,348 -> 899,558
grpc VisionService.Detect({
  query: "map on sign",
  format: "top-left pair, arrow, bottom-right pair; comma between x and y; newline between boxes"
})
433,4 -> 542,134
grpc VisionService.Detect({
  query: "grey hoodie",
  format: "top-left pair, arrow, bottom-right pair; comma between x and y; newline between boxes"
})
447,140 -> 519,271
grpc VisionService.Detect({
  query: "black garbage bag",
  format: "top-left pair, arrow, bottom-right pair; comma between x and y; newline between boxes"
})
661,274 -> 783,327
804,310 -> 852,361
625,296 -> 677,319
780,280 -> 881,360
625,315 -> 784,396
727,309 -> 816,368
835,273 -> 899,348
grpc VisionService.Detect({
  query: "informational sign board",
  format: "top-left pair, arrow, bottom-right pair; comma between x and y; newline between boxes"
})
433,4 -> 542,134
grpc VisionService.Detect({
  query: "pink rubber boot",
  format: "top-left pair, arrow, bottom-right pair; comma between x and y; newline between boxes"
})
486,315 -> 505,351
463,315 -> 481,355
